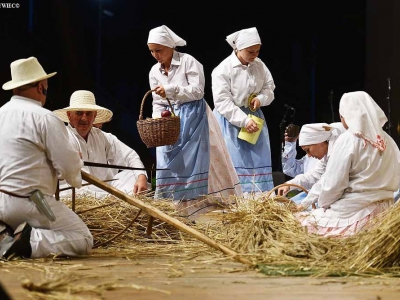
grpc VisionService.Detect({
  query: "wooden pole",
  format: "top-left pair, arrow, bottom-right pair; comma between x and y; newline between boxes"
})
81,170 -> 252,265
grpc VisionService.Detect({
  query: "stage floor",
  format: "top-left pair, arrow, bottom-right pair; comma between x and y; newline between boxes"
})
1,254 -> 400,300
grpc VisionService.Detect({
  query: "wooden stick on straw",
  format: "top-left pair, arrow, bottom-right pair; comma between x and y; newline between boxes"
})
81,170 -> 252,265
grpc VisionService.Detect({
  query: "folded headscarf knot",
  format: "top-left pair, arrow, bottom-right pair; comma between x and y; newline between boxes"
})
339,91 -> 388,152
148,25 -> 186,48
226,27 -> 261,51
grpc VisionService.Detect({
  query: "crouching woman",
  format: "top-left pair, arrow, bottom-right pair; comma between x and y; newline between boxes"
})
296,91 -> 400,237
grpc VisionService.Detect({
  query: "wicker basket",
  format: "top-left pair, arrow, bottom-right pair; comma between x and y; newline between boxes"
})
137,90 -> 180,148
264,183 -> 316,210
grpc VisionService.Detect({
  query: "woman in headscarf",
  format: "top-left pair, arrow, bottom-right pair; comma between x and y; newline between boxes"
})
296,91 -> 400,237
211,27 -> 275,197
278,122 -> 346,209
147,25 -> 242,219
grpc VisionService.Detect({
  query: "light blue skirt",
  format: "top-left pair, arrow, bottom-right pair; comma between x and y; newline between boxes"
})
155,99 -> 209,200
213,108 -> 274,193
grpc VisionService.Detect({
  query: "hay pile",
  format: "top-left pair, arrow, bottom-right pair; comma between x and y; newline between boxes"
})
62,193 -> 209,258
200,195 -> 400,277
62,192 -> 400,277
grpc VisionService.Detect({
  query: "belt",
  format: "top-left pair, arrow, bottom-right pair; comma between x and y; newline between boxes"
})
0,189 -> 30,199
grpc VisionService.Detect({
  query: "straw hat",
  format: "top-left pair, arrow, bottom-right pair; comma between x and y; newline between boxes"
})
53,90 -> 113,124
2,57 -> 57,90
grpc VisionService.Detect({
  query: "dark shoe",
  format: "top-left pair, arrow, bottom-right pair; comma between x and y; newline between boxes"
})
0,221 -> 13,240
0,222 -> 14,257
2,222 -> 32,260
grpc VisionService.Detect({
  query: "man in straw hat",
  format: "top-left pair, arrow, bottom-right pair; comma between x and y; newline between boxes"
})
54,90 -> 150,198
0,57 -> 93,259
278,122 -> 346,210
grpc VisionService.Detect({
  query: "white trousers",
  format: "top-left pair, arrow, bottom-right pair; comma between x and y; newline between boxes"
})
0,193 -> 93,258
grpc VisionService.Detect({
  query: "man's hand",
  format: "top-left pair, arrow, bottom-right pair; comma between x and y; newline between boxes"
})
285,124 -> 300,142
133,174 -> 149,195
277,185 -> 290,196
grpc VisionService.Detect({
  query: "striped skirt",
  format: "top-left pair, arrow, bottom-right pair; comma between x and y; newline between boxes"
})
155,99 -> 242,219
213,107 -> 274,194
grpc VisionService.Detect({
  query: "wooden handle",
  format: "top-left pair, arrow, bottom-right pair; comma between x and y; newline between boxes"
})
264,183 -> 316,210
81,170 -> 252,265
139,90 -> 176,120
139,90 -> 153,121
264,183 -> 308,199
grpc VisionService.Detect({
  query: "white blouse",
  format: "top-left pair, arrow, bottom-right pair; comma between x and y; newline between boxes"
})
211,51 -> 275,128
149,51 -> 205,117
304,131 -> 400,226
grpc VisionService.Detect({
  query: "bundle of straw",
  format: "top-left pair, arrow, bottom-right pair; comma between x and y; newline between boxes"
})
62,191 -> 400,277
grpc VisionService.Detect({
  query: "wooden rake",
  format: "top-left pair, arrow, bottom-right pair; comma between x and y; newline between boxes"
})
81,170 -> 252,265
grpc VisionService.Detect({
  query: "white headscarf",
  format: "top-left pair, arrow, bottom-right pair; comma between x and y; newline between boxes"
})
339,91 -> 388,151
226,27 -> 261,51
299,123 -> 345,147
147,25 -> 186,48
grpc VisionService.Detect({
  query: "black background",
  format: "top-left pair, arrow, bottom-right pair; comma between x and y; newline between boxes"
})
2,0 -> 395,175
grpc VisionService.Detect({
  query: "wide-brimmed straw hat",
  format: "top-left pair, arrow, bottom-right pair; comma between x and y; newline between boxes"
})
53,90 -> 113,124
2,57 -> 57,90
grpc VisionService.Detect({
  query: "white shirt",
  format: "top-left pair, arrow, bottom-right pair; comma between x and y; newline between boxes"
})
288,129 -> 343,208
149,51 -> 205,117
282,141 -> 318,178
211,51 -> 275,128
310,131 -> 400,224
0,96 -> 83,196
65,125 -> 147,181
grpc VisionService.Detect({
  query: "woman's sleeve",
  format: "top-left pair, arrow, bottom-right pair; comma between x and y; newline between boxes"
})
257,63 -> 275,107
163,56 -> 205,102
282,142 -> 304,178
211,66 -> 249,128
317,135 -> 352,208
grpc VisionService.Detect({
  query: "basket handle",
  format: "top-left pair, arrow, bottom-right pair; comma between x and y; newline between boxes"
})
264,183 -> 317,209
139,89 -> 176,121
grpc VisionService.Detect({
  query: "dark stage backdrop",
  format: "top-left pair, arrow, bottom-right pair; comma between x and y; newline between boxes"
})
366,0 -> 400,146
0,0 -> 368,174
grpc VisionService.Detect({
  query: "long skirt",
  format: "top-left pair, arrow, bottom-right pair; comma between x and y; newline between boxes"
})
213,107 -> 274,194
155,99 -> 242,219
295,198 -> 392,237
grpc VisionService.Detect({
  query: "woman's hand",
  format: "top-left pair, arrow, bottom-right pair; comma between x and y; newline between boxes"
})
277,185 -> 290,196
250,97 -> 261,111
295,204 -> 305,212
154,85 -> 166,98
245,119 -> 259,133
